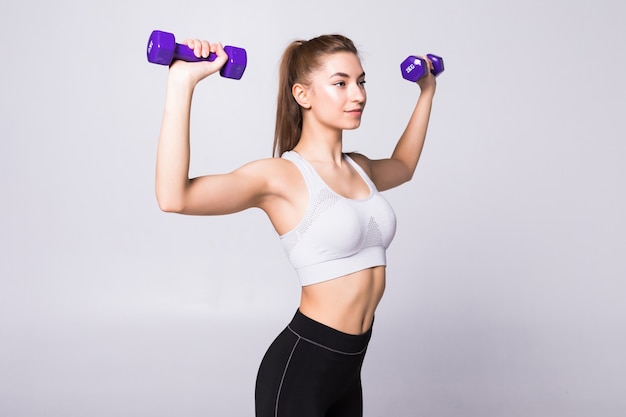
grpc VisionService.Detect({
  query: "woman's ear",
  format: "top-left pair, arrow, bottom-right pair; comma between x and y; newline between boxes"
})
292,83 -> 311,109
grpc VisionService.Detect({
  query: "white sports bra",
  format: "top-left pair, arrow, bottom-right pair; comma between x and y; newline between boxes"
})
280,151 -> 397,286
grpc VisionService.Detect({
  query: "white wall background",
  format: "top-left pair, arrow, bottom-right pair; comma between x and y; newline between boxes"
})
1,0 -> 624,416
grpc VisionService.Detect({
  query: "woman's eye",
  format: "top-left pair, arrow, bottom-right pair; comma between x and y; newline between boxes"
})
335,81 -> 346,87
359,80 -> 367,86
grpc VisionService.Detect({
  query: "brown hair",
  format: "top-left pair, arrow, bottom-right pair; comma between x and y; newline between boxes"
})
273,34 -> 359,157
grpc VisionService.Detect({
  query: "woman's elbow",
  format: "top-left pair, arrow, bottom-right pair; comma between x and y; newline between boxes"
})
156,193 -> 185,213
157,201 -> 184,214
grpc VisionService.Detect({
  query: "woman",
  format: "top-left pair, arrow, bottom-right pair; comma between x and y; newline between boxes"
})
156,34 -> 436,417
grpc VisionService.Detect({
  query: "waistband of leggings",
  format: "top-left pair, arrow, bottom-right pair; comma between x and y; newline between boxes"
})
287,309 -> 372,355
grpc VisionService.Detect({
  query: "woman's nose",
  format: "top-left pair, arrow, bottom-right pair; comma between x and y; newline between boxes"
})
350,83 -> 366,102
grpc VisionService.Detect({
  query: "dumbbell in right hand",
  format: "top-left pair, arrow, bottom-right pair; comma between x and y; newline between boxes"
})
400,54 -> 444,82
146,30 -> 247,80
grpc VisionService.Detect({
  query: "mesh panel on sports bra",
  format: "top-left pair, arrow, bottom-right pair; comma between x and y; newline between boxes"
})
361,217 -> 383,249
282,188 -> 340,255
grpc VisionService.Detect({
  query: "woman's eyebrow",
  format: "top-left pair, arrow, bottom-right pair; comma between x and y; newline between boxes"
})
329,71 -> 366,79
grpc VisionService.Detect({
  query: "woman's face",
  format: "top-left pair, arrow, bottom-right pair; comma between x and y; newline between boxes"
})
304,52 -> 367,131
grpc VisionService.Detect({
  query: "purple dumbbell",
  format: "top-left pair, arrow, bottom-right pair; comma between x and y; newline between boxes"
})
146,30 -> 247,80
400,54 -> 444,83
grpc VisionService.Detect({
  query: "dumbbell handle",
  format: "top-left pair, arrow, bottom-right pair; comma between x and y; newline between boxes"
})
171,42 -> 219,63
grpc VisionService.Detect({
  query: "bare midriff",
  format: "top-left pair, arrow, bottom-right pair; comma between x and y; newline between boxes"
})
298,265 -> 386,335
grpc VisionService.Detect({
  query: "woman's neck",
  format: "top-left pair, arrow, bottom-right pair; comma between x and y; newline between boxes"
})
295,126 -> 344,165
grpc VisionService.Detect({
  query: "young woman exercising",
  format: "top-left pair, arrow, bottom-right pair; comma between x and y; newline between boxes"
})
155,34 -> 437,417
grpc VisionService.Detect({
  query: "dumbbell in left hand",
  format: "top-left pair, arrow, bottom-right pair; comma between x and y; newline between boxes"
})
400,54 -> 444,82
146,30 -> 247,80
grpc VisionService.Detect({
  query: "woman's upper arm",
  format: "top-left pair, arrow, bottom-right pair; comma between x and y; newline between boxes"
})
164,158 -> 278,215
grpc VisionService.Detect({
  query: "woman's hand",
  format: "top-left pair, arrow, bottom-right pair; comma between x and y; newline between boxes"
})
416,55 -> 437,95
168,39 -> 230,87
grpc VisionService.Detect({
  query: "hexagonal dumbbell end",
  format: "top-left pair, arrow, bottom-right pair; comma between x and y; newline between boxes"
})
147,30 -> 177,65
220,46 -> 247,80
401,56 -> 427,82
400,53 -> 445,82
427,54 -> 445,77
146,30 -> 247,80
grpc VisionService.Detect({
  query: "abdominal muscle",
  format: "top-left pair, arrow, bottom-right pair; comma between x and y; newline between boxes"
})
298,265 -> 386,335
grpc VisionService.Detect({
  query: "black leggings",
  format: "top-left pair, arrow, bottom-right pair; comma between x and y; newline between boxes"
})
255,310 -> 372,417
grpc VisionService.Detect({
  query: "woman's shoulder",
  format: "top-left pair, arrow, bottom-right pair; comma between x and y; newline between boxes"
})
345,152 -> 373,176
240,155 -> 304,190
243,155 -> 299,173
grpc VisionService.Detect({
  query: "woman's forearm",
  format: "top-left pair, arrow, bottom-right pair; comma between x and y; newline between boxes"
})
155,75 -> 196,212
391,87 -> 435,180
